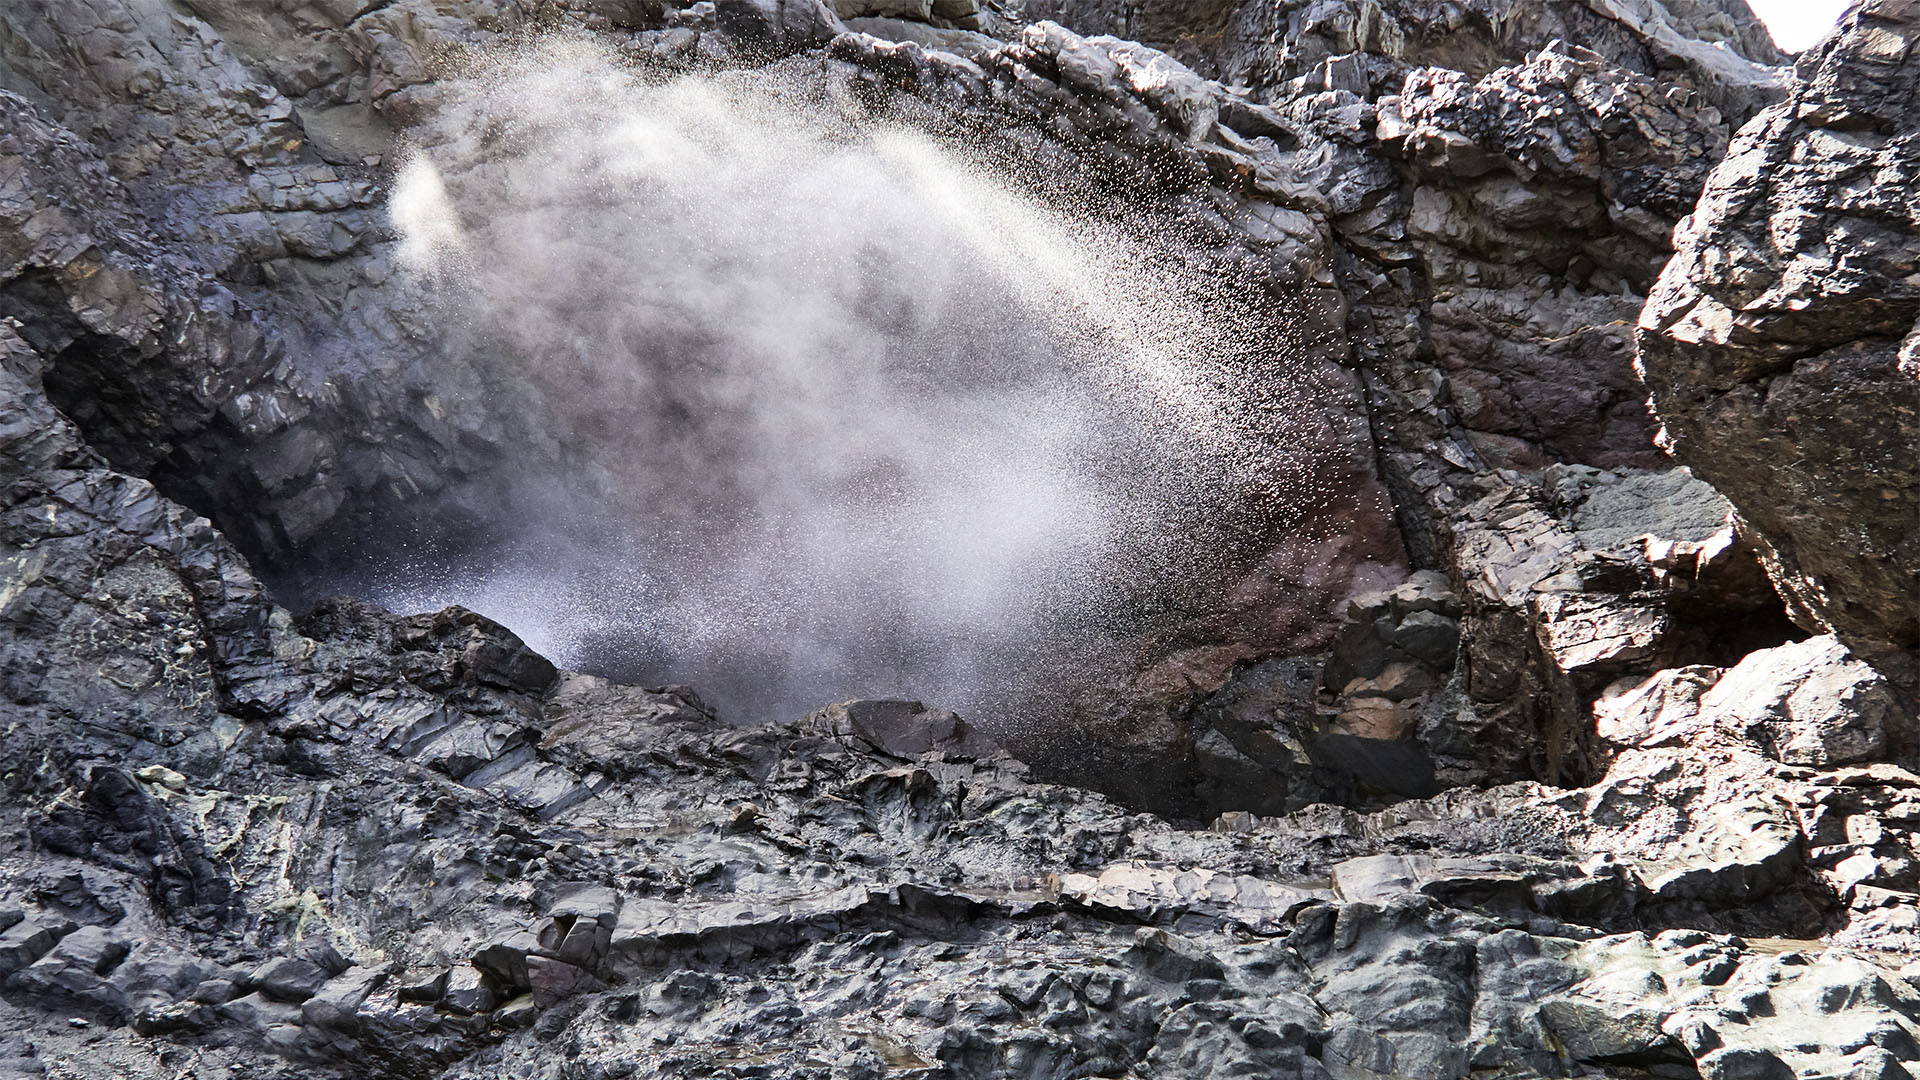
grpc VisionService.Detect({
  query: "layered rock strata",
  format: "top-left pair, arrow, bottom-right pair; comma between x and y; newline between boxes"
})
2,338 -> 1917,1078
0,0 -> 1835,809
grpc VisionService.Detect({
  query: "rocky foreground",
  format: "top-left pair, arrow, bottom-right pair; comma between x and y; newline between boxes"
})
2,0 -> 1919,1077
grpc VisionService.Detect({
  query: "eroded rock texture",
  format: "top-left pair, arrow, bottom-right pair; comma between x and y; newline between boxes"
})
0,0 -> 1421,797
1640,0 -> 1920,665
0,0 -> 1825,812
1,0 -> 1919,1077
0,339 -> 1912,1077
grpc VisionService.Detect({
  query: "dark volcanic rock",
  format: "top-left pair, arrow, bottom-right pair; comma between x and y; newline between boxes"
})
1,0 -> 1918,1078
1006,0 -> 1786,121
0,0 -> 1815,814
0,305 -> 1911,1076
1639,0 -> 1920,663
802,698 -> 1006,761
0,0 -> 1417,806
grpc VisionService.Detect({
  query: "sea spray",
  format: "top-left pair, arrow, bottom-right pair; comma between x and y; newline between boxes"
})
378,36 -> 1343,752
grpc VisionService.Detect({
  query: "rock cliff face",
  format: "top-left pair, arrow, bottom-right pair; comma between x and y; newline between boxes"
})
1,0 -> 1918,1077
1639,0 -> 1920,667
0,0 -> 1802,809
0,0 -> 1420,793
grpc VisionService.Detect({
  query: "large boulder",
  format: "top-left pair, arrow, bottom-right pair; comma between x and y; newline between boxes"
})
1443,464 -> 1798,787
1638,0 -> 1920,661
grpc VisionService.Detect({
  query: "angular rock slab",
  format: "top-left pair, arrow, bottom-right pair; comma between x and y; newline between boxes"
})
1638,0 -> 1920,655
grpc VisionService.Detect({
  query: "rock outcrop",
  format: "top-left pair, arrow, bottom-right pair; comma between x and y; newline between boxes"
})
1,336 -> 1916,1077
0,0 -> 1419,795
1639,0 -> 1920,669
0,0 -> 1832,813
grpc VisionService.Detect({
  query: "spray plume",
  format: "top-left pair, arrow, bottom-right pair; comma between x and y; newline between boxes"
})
379,38 -> 1340,747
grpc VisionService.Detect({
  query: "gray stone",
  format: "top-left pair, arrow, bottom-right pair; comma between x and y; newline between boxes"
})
42,927 -> 127,976
1638,0 -> 1920,655
1704,637 -> 1896,767
441,968 -> 497,1016
1538,1000 -> 1688,1065
525,956 -> 603,1008
1392,610 -> 1460,668
0,922 -> 62,976
251,957 -> 330,1004
300,968 -> 389,1033
806,700 -> 1003,762
472,933 -> 543,994
0,1 -> 1914,1079
1700,1047 -> 1796,1080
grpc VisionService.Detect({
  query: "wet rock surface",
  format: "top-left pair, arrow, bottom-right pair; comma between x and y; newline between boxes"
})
0,0 -> 1839,807
0,0 -> 1418,793
0,0 -> 1917,1077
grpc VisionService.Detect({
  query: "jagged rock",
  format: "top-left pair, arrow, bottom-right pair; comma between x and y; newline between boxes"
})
802,699 -> 1003,762
845,16 -> 996,51
187,978 -> 238,1006
1053,863 -> 1326,931
1436,464 -> 1801,788
471,934 -> 543,995
393,969 -> 449,1005
251,958 -> 331,1005
1599,636 -> 1899,766
1636,795 -> 1803,903
545,887 -> 621,975
0,0 -> 1915,1078
0,922 -> 61,978
1178,573 -> 1464,816
1538,998 -> 1691,1067
1184,656 -> 1338,815
1638,0 -> 1920,659
1698,637 -> 1898,766
525,956 -> 603,1008
439,968 -> 497,1017
1325,571 -> 1462,690
3,925 -> 131,1022
1010,0 -> 1786,117
1594,664 -> 1724,747
110,951 -> 218,1019
36,927 -> 127,977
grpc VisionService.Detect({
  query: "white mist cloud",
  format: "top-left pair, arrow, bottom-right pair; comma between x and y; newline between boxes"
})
389,157 -> 466,270
379,39 -> 1324,732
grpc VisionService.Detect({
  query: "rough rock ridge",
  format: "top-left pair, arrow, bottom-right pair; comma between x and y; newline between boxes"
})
1639,0 -> 1920,665
0,0 -> 1806,810
0,337 -> 1915,1079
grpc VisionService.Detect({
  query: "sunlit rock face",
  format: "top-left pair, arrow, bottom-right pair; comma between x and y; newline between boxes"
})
1639,0 -> 1920,676
1001,0 -> 1788,120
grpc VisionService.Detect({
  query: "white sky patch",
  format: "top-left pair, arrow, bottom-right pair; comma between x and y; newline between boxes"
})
1746,0 -> 1851,52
